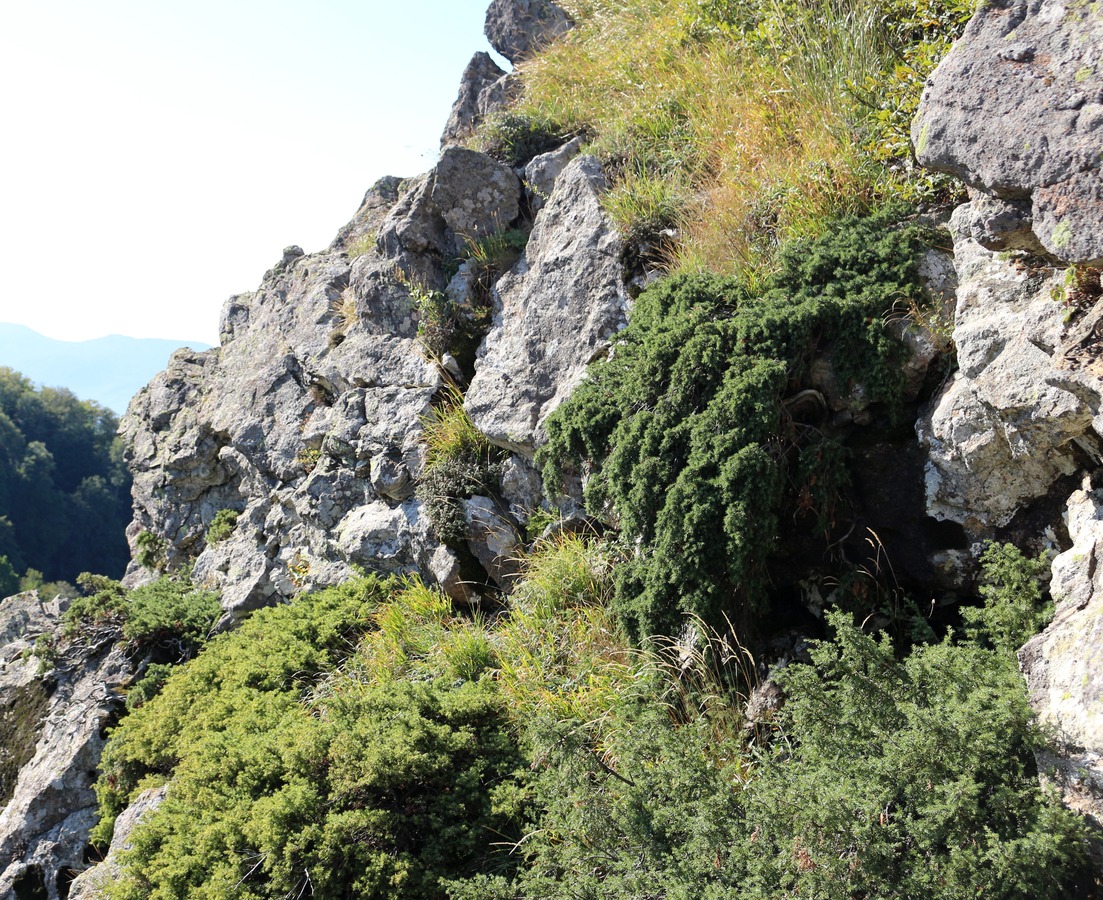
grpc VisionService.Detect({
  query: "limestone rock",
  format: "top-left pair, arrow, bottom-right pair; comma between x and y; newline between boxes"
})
522,136 -> 584,213
465,156 -> 630,455
123,174 -> 465,615
1020,477 -> 1103,848
464,495 -> 522,587
913,0 -> 1103,264
441,52 -> 510,147
484,0 -> 573,63
0,594 -> 131,900
377,147 -> 521,261
67,786 -> 168,900
918,204 -> 1101,532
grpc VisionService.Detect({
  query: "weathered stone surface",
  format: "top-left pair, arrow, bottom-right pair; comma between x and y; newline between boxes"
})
123,175 -> 460,615
464,495 -> 522,587
377,147 -> 521,261
913,0 -> 1103,264
465,156 -> 630,455
484,0 -> 573,63
1020,477 -> 1103,847
441,52 -> 509,147
0,595 -> 131,900
918,204 -> 1101,532
522,136 -> 584,213
67,785 -> 168,900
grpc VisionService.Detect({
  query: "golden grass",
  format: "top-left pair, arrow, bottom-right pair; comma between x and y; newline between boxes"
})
500,0 -> 929,275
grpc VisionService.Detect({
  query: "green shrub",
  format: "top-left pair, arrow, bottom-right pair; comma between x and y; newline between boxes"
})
95,578 -> 529,899
205,508 -> 239,545
125,663 -> 174,710
538,208 -> 927,638
496,582 -> 1087,898
475,111 -> 573,167
962,542 -> 1053,654
416,389 -> 503,547
121,578 -> 220,660
64,573 -> 128,636
134,531 -> 166,572
92,578 -> 388,848
740,610 -> 1087,898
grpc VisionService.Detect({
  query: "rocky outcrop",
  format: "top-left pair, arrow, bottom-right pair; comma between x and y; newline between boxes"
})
123,172 -> 450,617
441,53 -> 514,148
1020,477 -> 1103,852
917,204 -> 1100,534
913,0 -> 1103,264
484,0 -> 573,63
465,156 -> 630,455
0,593 -> 130,900
66,786 -> 167,900
913,247 -> 1103,864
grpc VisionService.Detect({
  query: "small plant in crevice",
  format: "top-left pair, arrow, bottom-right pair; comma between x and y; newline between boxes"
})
205,508 -> 239,546
416,388 -> 505,547
474,110 -> 574,168
460,228 -> 529,297
296,446 -> 322,474
134,531 -> 166,572
344,233 -> 375,260
962,541 -> 1053,655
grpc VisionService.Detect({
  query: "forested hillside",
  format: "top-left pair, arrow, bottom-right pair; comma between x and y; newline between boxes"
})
0,367 -> 131,591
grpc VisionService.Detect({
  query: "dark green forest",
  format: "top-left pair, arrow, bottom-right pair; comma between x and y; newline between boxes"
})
0,367 -> 132,595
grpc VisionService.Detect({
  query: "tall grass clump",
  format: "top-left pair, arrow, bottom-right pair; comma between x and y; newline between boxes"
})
492,0 -> 970,275
416,387 -> 503,546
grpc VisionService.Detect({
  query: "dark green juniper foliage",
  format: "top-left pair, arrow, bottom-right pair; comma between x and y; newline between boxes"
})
539,208 -> 927,638
486,558 -> 1084,899
95,578 -> 528,900
63,573 -> 219,663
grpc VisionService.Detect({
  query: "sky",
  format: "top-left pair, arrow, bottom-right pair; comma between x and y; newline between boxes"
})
0,0 -> 504,346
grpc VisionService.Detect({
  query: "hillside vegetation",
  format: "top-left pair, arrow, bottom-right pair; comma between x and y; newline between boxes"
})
75,0 -> 1101,896
478,0 -> 969,274
0,367 -> 132,592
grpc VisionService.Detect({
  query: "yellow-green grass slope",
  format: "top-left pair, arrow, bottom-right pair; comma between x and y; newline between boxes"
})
477,0 -> 970,276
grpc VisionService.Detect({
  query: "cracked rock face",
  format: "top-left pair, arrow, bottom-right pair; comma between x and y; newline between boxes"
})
465,156 -> 630,456
122,172 -> 457,617
484,0 -> 573,63
0,592 -> 131,900
1020,478 -> 1103,852
913,0 -> 1103,264
918,204 -> 1102,533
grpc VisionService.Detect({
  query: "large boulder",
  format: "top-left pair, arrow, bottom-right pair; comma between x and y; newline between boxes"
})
918,204 -> 1101,534
377,146 -> 521,262
913,0 -> 1103,264
484,0 -> 573,63
465,155 -> 630,456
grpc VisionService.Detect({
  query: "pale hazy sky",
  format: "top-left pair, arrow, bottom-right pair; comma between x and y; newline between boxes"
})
0,0 -> 503,345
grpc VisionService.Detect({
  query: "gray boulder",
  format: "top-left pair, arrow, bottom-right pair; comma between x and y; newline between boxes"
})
918,204 -> 1099,533
465,156 -> 630,455
441,52 -> 511,147
522,136 -> 584,213
66,785 -> 168,900
913,0 -> 1103,264
484,0 -> 573,63
1020,477 -> 1103,854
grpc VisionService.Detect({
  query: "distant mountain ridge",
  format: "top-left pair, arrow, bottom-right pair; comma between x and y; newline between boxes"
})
0,323 -> 212,414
